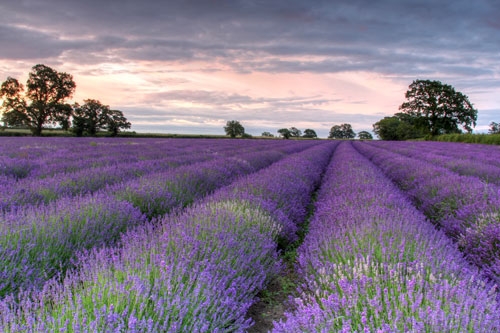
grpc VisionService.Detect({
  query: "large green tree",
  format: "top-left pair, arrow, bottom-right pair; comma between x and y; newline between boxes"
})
399,79 -> 477,136
0,64 -> 76,136
328,123 -> 356,139
72,99 -> 130,136
224,120 -> 245,138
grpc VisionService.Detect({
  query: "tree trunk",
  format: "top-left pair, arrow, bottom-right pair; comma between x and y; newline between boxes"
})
32,115 -> 44,136
31,124 -> 43,136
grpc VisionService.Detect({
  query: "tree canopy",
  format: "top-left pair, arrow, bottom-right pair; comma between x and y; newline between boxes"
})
289,127 -> 302,138
277,128 -> 291,139
328,123 -> 356,139
224,120 -> 245,138
278,127 -> 307,139
489,122 -> 500,134
261,131 -> 274,138
72,99 -> 130,136
302,128 -> 317,138
106,109 -> 131,136
373,114 -> 426,140
1,64 -> 76,135
357,131 -> 373,140
372,79 -> 478,140
399,79 -> 477,136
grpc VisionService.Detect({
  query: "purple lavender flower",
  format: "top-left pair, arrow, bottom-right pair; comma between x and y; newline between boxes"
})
354,140 -> 500,283
0,191 -> 147,298
0,140 -> 337,332
273,142 -> 500,332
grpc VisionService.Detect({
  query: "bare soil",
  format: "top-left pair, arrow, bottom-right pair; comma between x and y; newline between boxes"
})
246,266 -> 299,332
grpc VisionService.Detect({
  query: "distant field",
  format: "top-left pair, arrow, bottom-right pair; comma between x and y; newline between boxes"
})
0,137 -> 498,332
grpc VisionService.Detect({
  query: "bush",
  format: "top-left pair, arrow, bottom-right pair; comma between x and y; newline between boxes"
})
429,133 -> 500,145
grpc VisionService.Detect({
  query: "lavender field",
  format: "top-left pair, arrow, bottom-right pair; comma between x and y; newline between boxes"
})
0,137 -> 499,332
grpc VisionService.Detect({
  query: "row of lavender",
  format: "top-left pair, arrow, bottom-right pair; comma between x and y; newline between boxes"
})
0,137 -> 214,181
0,138 -> 300,210
0,138 -> 319,298
0,141 -> 338,332
366,140 -> 500,184
354,141 -> 500,284
273,141 -> 499,332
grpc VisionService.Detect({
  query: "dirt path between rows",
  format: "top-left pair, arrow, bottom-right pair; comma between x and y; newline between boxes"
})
246,265 -> 300,332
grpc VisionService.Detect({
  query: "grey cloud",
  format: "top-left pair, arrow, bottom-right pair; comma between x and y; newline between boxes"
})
0,25 -> 69,59
122,89 -> 371,124
1,0 -> 499,78
1,0 -> 497,137
143,89 -> 339,111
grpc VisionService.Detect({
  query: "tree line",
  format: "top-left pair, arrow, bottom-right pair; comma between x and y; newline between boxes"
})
0,64 -> 130,136
224,120 -> 373,140
225,79 -> 487,141
2,66 -> 486,140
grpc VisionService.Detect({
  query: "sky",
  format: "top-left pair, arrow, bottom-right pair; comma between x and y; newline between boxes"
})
0,0 -> 499,138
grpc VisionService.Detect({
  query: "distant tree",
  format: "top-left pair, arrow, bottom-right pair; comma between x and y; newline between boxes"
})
328,123 -> 356,139
0,64 -> 76,135
373,117 -> 401,140
357,131 -> 373,140
289,127 -> 302,137
106,109 -> 131,136
1,78 -> 26,128
224,120 -> 245,138
373,117 -> 402,140
399,79 -> 477,136
373,111 -> 428,141
278,128 -> 292,139
489,122 -> 500,134
303,128 -> 317,138
72,99 -> 130,136
56,103 -> 74,131
373,116 -> 425,140
0,77 -> 26,127
261,131 -> 274,137
72,99 -> 106,136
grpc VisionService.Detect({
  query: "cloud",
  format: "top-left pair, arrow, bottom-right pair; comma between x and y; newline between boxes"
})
0,0 -> 498,135
120,85 -> 380,138
1,0 -> 498,76
0,25 -> 69,60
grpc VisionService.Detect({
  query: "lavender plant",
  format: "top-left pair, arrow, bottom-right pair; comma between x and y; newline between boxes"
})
0,141 -> 302,299
0,141 -> 336,332
368,140 -> 500,184
0,192 -> 146,298
273,142 -> 500,332
0,138 -> 252,210
112,151 -> 287,219
354,141 -> 500,284
206,141 -> 339,245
